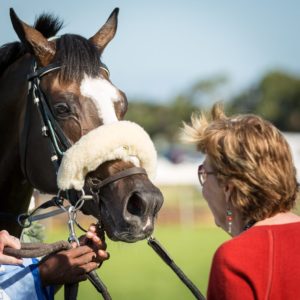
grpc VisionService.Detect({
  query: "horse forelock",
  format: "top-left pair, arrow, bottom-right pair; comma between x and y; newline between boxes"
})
55,34 -> 101,83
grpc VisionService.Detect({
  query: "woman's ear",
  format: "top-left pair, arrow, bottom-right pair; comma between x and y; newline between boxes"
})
224,182 -> 234,203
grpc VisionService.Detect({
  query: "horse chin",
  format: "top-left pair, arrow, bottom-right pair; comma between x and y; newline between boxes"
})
104,220 -> 154,243
106,230 -> 151,243
99,203 -> 154,243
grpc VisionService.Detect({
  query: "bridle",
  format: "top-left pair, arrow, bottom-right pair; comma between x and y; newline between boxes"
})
16,61 -> 148,300
18,58 -> 151,238
24,60 -> 148,203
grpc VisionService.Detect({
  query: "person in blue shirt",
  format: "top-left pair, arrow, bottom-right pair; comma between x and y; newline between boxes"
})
0,226 -> 109,300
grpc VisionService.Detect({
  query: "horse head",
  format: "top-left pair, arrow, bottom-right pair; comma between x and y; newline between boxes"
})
9,8 -> 163,242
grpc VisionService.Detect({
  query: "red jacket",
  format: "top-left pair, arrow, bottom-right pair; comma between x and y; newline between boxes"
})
207,222 -> 300,300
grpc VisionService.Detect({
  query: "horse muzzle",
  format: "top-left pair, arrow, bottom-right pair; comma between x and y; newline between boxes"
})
98,185 -> 164,243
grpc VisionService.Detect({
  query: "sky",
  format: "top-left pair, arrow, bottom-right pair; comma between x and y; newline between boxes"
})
1,0 -> 300,103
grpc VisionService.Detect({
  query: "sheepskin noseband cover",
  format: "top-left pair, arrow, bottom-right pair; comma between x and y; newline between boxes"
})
57,121 -> 157,190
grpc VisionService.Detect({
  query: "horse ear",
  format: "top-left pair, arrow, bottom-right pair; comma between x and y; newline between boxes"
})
90,8 -> 119,52
9,8 -> 55,66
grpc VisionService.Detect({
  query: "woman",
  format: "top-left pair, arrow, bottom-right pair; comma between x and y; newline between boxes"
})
183,103 -> 300,300
0,225 -> 109,300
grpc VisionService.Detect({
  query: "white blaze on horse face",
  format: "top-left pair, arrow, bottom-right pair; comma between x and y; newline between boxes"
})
80,75 -> 121,124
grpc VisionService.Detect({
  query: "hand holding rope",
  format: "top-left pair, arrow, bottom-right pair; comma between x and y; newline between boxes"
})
4,191 -> 111,300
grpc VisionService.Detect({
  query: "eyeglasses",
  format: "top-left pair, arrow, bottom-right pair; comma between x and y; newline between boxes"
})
198,164 -> 216,186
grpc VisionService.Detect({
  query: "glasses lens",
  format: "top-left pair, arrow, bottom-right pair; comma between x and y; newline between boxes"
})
198,164 -> 205,185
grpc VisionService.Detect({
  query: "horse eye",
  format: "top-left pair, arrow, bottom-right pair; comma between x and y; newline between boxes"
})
54,103 -> 71,117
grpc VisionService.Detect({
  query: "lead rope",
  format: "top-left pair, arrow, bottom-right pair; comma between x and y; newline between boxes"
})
147,237 -> 206,300
3,241 -> 111,300
62,191 -> 112,300
9,191 -> 111,300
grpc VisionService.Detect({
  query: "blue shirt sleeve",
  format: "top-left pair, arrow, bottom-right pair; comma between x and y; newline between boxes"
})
0,258 -> 54,300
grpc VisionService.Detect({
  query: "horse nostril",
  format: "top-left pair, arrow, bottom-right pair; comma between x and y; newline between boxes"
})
126,193 -> 146,217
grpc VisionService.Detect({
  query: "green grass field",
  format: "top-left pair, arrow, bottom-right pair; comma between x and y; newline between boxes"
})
36,184 -> 299,299
32,185 -> 229,299
38,185 -> 229,299
44,225 -> 228,300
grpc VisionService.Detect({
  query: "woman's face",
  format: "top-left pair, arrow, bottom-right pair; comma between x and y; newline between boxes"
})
201,157 -> 227,230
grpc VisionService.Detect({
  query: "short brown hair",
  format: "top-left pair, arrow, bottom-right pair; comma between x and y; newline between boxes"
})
182,103 -> 299,222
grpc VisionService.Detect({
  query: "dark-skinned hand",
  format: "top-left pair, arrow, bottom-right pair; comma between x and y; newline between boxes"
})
38,224 -> 109,286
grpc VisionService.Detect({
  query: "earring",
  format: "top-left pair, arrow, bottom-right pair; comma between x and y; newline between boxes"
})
226,209 -> 233,234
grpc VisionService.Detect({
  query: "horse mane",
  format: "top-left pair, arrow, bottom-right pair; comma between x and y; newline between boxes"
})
0,13 -> 103,80
55,34 -> 101,83
0,42 -> 26,76
33,13 -> 102,83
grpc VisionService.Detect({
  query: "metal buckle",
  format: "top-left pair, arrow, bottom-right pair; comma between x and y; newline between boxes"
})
65,189 -> 93,245
67,206 -> 80,245
17,213 -> 32,228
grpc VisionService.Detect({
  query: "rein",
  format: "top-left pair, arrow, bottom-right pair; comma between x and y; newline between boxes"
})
3,241 -> 111,300
147,237 -> 205,300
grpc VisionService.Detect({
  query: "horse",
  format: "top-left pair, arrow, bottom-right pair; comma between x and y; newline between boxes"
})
0,8 -> 163,244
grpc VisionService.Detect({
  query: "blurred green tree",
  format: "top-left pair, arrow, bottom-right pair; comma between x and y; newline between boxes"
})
125,98 -> 195,143
126,70 -> 300,150
125,74 -> 228,143
228,71 -> 300,131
